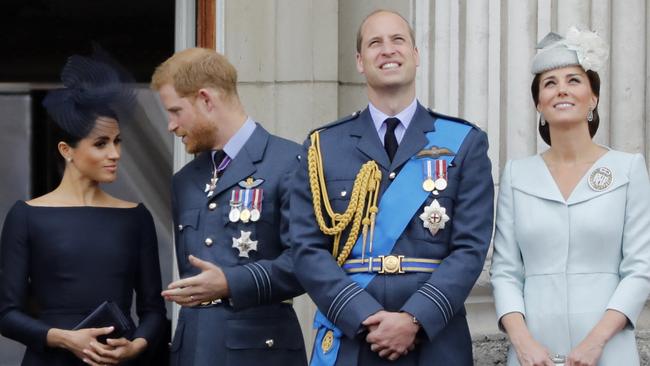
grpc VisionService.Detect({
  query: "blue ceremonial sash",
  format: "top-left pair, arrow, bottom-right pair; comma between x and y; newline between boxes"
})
310,119 -> 472,366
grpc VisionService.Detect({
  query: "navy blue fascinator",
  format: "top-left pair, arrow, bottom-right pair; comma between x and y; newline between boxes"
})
43,49 -> 136,139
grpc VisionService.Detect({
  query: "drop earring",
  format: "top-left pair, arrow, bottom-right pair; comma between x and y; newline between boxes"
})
540,114 -> 546,126
587,109 -> 594,123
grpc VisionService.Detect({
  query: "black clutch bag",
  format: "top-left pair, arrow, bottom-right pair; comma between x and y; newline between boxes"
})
73,301 -> 134,344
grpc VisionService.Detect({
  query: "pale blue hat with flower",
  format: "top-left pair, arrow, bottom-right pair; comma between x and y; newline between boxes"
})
531,26 -> 609,74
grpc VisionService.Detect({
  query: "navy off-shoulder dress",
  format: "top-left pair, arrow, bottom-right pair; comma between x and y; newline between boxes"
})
0,201 -> 166,366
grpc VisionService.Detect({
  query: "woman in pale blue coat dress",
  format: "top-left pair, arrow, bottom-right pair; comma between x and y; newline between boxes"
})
490,27 -> 650,366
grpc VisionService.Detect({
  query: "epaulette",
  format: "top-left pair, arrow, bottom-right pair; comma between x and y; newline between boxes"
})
426,107 -> 479,130
308,110 -> 362,136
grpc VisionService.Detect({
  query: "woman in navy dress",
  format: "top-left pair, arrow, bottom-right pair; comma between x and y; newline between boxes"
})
0,55 -> 166,365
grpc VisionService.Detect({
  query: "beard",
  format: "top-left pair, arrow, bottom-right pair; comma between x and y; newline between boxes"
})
184,118 -> 219,154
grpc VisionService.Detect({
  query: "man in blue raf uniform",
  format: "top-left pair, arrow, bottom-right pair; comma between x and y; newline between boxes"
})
151,48 -> 306,366
291,10 -> 494,365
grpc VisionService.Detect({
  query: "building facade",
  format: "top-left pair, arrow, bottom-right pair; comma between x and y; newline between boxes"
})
200,0 -> 650,363
1,0 -> 650,364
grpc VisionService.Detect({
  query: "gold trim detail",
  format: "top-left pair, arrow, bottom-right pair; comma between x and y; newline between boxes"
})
321,330 -> 334,353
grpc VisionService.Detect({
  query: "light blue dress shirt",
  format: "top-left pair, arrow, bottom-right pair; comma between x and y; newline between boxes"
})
369,98 -> 417,145
211,117 -> 257,163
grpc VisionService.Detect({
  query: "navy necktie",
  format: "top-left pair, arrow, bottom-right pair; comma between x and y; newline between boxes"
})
383,117 -> 400,162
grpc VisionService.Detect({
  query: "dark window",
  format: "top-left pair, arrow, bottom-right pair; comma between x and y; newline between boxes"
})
0,0 -> 174,82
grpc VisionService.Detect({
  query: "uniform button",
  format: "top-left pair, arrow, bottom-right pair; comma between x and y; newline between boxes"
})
389,172 -> 396,180
177,225 -> 184,231
208,202 -> 217,210
340,190 -> 347,197
265,339 -> 274,348
204,238 -> 213,246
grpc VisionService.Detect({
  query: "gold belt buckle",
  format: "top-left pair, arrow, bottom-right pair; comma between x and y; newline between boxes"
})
378,255 -> 404,274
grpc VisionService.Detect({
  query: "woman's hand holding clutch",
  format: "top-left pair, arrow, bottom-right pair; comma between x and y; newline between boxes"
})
46,326 -> 115,363
82,337 -> 148,365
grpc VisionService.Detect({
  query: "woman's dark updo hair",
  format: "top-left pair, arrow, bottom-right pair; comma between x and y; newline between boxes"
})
531,69 -> 601,146
50,108 -> 119,148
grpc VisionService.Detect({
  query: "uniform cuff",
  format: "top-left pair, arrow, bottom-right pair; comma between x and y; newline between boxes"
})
326,283 -> 383,339
401,283 -> 453,341
222,263 -> 272,310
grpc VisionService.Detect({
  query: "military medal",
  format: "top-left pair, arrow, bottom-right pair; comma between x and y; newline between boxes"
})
229,189 -> 242,222
205,154 -> 232,198
232,230 -> 258,258
588,167 -> 613,192
240,189 -> 252,223
229,208 -> 241,222
434,178 -> 447,191
205,174 -> 218,198
434,159 -> 448,191
235,177 -> 265,222
250,188 -> 263,222
419,199 -> 449,236
250,209 -> 260,222
422,179 -> 436,192
421,160 -> 436,192
240,209 -> 251,223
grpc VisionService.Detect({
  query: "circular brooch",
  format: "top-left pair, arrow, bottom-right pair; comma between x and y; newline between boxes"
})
588,167 -> 613,192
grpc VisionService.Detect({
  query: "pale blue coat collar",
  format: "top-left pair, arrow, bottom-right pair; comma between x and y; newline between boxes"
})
510,149 -> 631,205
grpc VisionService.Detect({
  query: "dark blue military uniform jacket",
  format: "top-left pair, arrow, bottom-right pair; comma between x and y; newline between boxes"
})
291,104 -> 494,365
170,124 -> 306,366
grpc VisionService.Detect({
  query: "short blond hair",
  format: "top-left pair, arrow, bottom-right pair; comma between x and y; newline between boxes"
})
150,48 -> 238,98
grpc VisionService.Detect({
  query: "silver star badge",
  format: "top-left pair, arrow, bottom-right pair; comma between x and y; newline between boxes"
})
232,230 -> 258,258
419,199 -> 450,236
